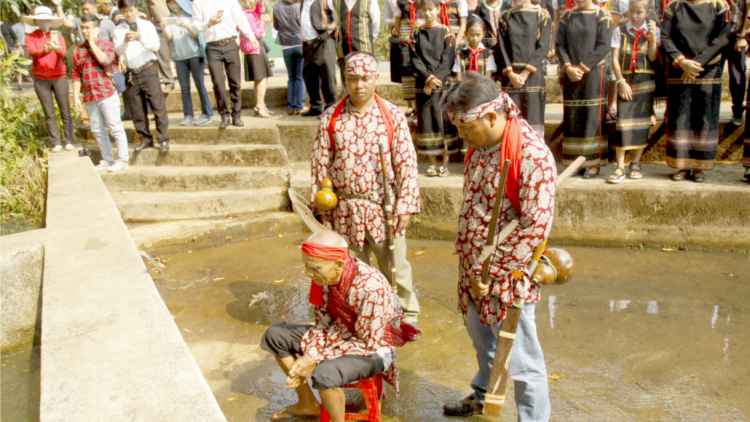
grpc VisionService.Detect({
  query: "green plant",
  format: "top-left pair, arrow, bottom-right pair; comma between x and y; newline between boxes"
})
0,42 -> 49,224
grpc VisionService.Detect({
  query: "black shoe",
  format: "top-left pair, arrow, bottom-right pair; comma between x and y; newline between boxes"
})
78,125 -> 90,131
232,115 -> 244,127
121,114 -> 133,121
159,141 -> 169,152
219,116 -> 230,128
134,142 -> 154,152
443,393 -> 483,417
301,109 -> 322,117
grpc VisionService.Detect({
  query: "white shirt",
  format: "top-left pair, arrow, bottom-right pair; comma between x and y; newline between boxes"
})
114,19 -> 160,70
384,0 -> 397,21
192,0 -> 255,43
301,0 -> 335,41
611,20 -> 661,49
452,42 -> 497,73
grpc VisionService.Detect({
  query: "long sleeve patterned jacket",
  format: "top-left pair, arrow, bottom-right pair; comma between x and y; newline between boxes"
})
456,117 -> 557,326
311,99 -> 421,249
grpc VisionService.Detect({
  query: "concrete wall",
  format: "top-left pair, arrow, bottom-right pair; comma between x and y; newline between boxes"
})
1,229 -> 46,353
39,153 -> 226,421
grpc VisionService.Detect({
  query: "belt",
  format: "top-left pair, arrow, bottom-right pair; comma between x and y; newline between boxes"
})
208,37 -> 236,46
129,60 -> 155,75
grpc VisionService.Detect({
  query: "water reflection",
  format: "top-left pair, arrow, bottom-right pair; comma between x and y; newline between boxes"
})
646,301 -> 658,314
548,296 -> 558,329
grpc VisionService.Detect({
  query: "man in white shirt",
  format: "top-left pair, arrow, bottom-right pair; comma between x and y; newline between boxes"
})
300,0 -> 338,117
114,0 -> 171,152
192,0 -> 258,128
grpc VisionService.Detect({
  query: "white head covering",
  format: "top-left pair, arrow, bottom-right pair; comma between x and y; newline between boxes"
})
22,6 -> 65,27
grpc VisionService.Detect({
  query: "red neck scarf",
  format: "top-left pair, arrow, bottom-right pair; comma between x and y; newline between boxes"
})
440,1 -> 451,27
302,241 -> 350,306
409,1 -> 417,31
629,27 -> 651,73
468,46 -> 485,73
326,256 -> 359,333
464,116 -> 523,214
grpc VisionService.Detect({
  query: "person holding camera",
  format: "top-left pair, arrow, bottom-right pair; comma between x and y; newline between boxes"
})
114,0 -> 171,152
23,6 -> 75,152
192,0 -> 259,128
73,15 -> 130,172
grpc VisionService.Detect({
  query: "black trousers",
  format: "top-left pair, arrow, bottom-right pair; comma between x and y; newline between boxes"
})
206,41 -> 243,118
34,77 -> 74,147
126,64 -> 169,144
303,36 -> 337,113
260,323 -> 385,390
725,34 -> 747,117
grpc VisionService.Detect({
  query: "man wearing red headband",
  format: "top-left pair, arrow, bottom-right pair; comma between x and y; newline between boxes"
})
260,230 -> 418,421
441,73 -> 556,419
310,51 -> 422,330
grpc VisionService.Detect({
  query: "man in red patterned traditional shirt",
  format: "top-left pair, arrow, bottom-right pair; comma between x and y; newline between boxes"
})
310,52 -> 422,329
260,230 -> 419,421
441,73 -> 556,420
73,15 -> 130,172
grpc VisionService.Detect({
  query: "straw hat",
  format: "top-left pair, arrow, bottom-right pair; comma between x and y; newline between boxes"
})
21,6 -> 65,27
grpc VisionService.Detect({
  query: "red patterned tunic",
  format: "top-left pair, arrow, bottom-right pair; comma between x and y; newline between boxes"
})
456,117 -> 557,326
310,99 -> 421,249
300,259 -> 404,394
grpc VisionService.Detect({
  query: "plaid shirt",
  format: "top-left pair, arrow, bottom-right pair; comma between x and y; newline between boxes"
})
72,39 -> 117,103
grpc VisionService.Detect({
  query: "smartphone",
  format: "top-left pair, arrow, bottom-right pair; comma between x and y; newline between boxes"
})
216,10 -> 224,18
50,29 -> 59,40
164,16 -> 179,25
128,22 -> 138,32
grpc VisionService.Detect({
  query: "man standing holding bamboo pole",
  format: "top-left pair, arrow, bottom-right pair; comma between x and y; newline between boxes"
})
441,73 -> 555,420
310,52 -> 422,329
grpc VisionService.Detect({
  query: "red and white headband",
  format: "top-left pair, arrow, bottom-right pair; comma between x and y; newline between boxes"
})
345,53 -> 378,76
448,91 -> 520,124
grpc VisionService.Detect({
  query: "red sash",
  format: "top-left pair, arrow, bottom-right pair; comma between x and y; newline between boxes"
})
327,94 -> 395,150
327,258 -> 421,346
464,116 -> 523,214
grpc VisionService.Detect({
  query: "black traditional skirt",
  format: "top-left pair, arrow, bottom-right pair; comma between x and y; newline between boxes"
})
743,82 -> 750,168
415,89 -> 459,156
614,72 -> 654,150
244,47 -> 274,82
665,60 -> 722,170
502,68 -> 546,136
562,62 -> 608,167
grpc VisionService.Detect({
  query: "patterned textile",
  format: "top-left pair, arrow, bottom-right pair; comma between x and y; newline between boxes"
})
397,0 -> 419,100
335,0 -> 375,57
455,117 -> 556,326
345,52 -> 378,75
72,39 -> 117,103
448,91 -> 512,124
662,0 -> 729,170
311,98 -> 420,249
613,23 -> 656,151
557,6 -> 613,166
300,258 -> 405,394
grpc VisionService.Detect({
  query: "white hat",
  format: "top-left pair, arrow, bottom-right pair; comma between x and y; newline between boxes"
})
21,6 -> 66,27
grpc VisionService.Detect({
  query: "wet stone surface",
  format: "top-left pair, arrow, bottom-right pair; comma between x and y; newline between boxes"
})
1,346 -> 40,422
150,233 -> 749,421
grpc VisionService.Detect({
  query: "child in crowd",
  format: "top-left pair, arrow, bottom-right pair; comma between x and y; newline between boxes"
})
394,0 -> 421,119
474,0 -> 514,48
410,0 -> 457,177
439,0 -> 469,46
607,0 -> 658,183
452,17 -> 496,79
161,0 -> 214,126
556,0 -> 612,178
240,0 -> 273,118
497,0 -> 551,135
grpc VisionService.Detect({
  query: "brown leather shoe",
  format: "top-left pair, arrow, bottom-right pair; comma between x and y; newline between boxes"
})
443,393 -> 483,416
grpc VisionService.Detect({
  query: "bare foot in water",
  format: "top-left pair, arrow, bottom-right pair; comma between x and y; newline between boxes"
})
272,402 -> 321,420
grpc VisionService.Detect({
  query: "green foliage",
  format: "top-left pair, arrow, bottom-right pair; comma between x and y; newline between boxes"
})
0,42 -> 49,224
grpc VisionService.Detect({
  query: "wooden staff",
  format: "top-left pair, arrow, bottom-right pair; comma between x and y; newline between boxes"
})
482,156 -> 586,418
481,159 -> 512,286
378,143 -> 398,292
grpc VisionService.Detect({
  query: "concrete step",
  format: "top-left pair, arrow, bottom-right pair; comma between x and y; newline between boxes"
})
291,162 -> 750,252
122,114 -> 282,145
110,187 -> 289,223
85,144 -> 288,167
100,166 -> 290,192
128,211 -> 307,256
